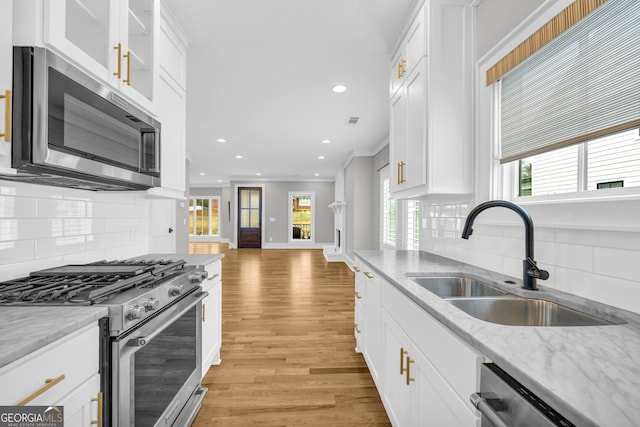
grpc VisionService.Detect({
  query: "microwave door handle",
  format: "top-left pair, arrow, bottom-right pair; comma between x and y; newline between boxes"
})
140,130 -> 160,174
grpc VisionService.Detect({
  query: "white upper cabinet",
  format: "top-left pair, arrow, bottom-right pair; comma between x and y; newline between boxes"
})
389,0 -> 473,198
0,0 -> 13,173
41,0 -> 159,113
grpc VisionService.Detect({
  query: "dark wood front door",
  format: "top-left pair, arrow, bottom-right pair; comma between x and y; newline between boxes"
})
237,187 -> 262,248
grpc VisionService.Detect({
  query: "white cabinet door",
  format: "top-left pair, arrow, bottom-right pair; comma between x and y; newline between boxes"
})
382,310 -> 413,427
362,270 -> 382,386
57,374 -> 102,427
412,347 -> 479,427
404,58 -> 427,190
390,88 -> 407,193
201,260 -> 223,377
0,0 -> 13,171
155,72 -> 186,193
43,0 -> 158,112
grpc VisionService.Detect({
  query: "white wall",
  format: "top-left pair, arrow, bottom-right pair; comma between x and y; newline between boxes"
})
0,181 -> 150,281
418,0 -> 640,314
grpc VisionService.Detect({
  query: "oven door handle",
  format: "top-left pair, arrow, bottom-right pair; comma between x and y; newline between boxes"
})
124,291 -> 208,348
470,393 -> 509,427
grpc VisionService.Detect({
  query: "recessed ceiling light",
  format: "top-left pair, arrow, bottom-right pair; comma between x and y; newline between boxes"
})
217,179 -> 222,183
256,173 -> 261,176
217,138 -> 226,143
321,139 -> 331,144
332,85 -> 347,93
235,155 -> 243,159
318,155 -> 325,160
314,173 -> 319,177
199,172 -> 206,176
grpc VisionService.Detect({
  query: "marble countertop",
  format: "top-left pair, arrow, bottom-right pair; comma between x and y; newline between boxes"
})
0,306 -> 108,369
354,249 -> 640,427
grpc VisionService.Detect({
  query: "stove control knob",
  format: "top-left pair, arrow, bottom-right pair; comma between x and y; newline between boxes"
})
169,284 -> 184,296
128,305 -> 145,320
188,271 -> 207,284
144,298 -> 160,312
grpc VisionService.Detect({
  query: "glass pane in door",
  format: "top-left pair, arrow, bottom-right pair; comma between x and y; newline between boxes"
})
127,0 -> 155,100
211,199 -> 219,235
291,195 -> 311,240
189,199 -> 195,235
65,0 -> 110,67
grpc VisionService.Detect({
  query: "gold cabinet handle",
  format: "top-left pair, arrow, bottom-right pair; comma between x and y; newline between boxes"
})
17,374 -> 65,406
202,303 -> 206,322
113,43 -> 122,79
405,356 -> 415,385
354,266 -> 360,272
399,161 -> 406,184
91,391 -> 103,427
355,291 -> 362,299
354,324 -> 361,334
207,273 -> 220,281
123,50 -> 131,86
397,58 -> 406,78
400,347 -> 408,374
363,272 -> 374,279
0,89 -> 10,142
397,162 -> 402,185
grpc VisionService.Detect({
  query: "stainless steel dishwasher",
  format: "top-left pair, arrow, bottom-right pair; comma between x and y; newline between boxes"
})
471,363 -> 575,427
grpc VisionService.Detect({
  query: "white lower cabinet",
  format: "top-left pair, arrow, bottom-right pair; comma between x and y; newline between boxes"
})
356,259 -> 482,426
201,259 -> 223,377
0,323 -> 102,425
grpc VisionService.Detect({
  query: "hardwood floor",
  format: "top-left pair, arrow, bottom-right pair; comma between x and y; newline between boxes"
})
190,243 -> 390,426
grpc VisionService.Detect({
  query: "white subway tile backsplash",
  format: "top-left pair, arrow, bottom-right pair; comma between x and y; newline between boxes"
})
0,181 -> 151,281
593,247 -> 638,282
421,197 -> 640,314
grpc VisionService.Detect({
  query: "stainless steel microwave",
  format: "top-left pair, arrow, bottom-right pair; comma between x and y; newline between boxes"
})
3,47 -> 161,191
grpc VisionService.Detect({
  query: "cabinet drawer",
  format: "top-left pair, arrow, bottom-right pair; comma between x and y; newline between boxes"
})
382,282 -> 482,409
0,324 -> 99,406
202,260 -> 222,292
58,373 -> 101,427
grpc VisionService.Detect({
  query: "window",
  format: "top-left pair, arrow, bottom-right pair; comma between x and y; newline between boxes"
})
189,197 -> 220,237
289,192 -> 314,242
498,1 -> 640,199
406,200 -> 420,250
380,166 -> 396,247
516,129 -> 640,197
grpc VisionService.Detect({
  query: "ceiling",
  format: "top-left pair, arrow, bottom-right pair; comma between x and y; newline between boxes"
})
163,0 -> 417,187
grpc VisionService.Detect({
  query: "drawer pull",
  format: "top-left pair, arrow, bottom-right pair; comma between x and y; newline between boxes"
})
0,89 -> 10,141
405,356 -> 415,385
202,302 -> 206,322
17,374 -> 65,406
400,347 -> 408,374
363,272 -> 374,279
354,266 -> 361,272
207,273 -> 220,281
355,291 -> 362,299
354,324 -> 361,334
91,391 -> 103,427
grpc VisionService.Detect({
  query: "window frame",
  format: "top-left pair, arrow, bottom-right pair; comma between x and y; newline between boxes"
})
188,196 -> 221,239
380,165 -> 396,249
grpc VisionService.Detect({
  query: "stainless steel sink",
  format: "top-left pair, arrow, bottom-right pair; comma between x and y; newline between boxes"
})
446,297 -> 613,326
410,276 -> 508,298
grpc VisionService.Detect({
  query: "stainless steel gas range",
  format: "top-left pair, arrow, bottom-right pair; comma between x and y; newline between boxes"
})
0,259 -> 209,427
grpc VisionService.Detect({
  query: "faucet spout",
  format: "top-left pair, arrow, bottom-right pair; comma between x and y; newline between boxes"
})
461,200 -> 549,290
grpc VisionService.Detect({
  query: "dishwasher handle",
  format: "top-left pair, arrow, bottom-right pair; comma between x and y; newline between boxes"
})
471,393 -> 509,427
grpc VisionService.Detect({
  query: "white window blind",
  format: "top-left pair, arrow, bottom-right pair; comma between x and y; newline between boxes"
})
381,167 -> 396,247
406,200 -> 420,250
500,0 -> 640,163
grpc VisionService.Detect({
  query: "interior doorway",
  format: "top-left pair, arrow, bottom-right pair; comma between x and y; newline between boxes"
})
237,187 -> 262,248
289,192 -> 314,243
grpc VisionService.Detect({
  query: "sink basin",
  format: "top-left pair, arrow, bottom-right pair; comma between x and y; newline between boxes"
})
447,297 -> 612,326
410,276 -> 508,298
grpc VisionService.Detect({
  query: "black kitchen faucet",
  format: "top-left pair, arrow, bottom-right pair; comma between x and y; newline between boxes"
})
461,200 -> 549,290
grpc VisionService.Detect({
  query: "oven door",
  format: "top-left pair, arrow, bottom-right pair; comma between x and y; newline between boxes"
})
112,290 -> 207,427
